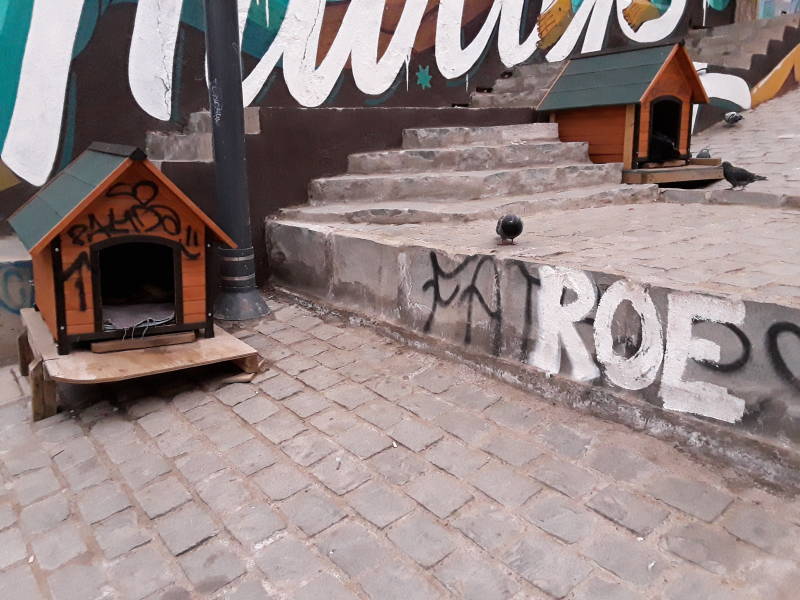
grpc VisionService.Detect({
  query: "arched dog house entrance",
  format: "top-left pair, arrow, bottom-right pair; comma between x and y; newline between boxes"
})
648,96 -> 683,163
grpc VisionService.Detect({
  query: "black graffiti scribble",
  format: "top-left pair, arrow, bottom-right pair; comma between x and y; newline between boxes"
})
766,322 -> 800,391
693,321 -> 752,373
60,251 -> 90,312
422,252 -> 502,355
514,262 -> 540,362
66,180 -> 200,259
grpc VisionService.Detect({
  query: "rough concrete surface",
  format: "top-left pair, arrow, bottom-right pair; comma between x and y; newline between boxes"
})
1,298 -> 799,599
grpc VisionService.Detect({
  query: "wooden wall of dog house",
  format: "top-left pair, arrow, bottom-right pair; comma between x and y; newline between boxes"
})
638,59 -> 693,160
556,105 -> 627,164
32,249 -> 57,338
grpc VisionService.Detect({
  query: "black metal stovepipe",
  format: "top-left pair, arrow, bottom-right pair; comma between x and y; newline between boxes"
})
203,0 -> 269,320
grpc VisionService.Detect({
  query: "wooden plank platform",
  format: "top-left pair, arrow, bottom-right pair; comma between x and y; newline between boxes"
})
19,308 -> 259,419
622,164 -> 723,184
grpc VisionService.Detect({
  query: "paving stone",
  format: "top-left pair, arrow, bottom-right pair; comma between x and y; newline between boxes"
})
298,365 -> 343,391
425,439 -> 488,477
315,348 -> 357,369
291,338 -> 330,357
484,399 -> 539,432
284,390 -> 332,418
31,522 -> 86,570
276,354 -> 318,376
175,451 -> 226,483
663,570 -> 747,600
2,444 -> 51,475
530,457 -> 598,499
324,382 -> 379,410
345,481 -> 414,528
337,360 -> 381,383
254,411 -> 307,444
539,424 -> 591,459
154,585 -> 193,600
368,447 -> 427,485
387,419 -> 443,452
519,492 -> 597,544
295,573 -> 359,600
440,383 -> 500,411
228,580 -> 277,600
387,511 -> 456,567
502,532 -> 592,598
89,417 -> 136,444
366,377 -> 414,402
271,327 -> 311,345
253,341 -> 294,363
663,523 -> 758,576
280,487 -> 346,536
105,438 -> 149,465
308,407 -> 360,435
0,526 -> 27,568
722,503 -> 800,555
14,467 -> 60,505
359,562 -> 440,600
155,428 -> 199,459
138,410 -> 181,437
185,402 -> 229,429
289,315 -> 324,331
587,486 -> 669,537
227,439 -> 279,475
411,368 -> 456,394
48,563 -> 106,600
481,433 -> 543,467
470,461 -> 541,508
646,477 -> 733,522
335,423 -> 392,458
259,375 -> 304,400
205,421 -> 254,451
405,471 -> 473,518
224,503 -> 285,550
126,397 -> 168,419
355,400 -> 405,429
156,503 -> 217,555
315,520 -> 393,577
1,565 -> 44,600
572,577 -> 639,600
328,333 -> 363,350
233,395 -> 279,424
111,544 -> 174,600
253,463 -> 312,500
61,456 -> 109,492
584,532 -> 668,586
135,476 -> 191,518
255,536 -> 326,585
197,469 -> 254,513
310,324 -> 344,340
435,409 -> 491,445
256,320 -> 291,336
585,446 -> 655,482
0,503 -> 16,530
450,504 -> 524,552
119,453 -> 170,490
172,390 -> 213,412
19,492 -> 70,535
179,540 -> 246,594
94,509 -> 151,559
433,549 -> 520,600
75,481 -> 129,524
282,431 -> 338,466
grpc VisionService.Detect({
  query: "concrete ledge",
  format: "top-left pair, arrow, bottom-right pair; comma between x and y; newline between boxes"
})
660,188 -> 799,209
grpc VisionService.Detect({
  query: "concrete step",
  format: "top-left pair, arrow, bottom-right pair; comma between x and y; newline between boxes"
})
402,123 -> 557,149
469,89 -> 546,108
145,132 -> 213,162
187,107 -> 261,135
308,162 -> 623,205
492,74 -> 557,94
279,183 -> 658,224
347,141 -> 590,175
513,61 -> 564,79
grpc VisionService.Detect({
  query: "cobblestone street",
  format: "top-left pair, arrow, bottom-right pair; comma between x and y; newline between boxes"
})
1,298 -> 799,600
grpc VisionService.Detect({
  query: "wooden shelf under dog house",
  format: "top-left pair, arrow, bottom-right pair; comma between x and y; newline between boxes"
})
537,44 -> 723,185
10,143 -> 237,355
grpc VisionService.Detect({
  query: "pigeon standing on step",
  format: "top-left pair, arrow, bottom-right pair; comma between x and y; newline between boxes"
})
722,161 -> 767,190
496,214 -> 523,245
696,147 -> 711,158
724,112 -> 744,126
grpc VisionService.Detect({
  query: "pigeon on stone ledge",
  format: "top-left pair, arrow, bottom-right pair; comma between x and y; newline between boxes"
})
696,147 -> 711,158
496,214 -> 523,245
723,112 -> 744,126
722,161 -> 767,190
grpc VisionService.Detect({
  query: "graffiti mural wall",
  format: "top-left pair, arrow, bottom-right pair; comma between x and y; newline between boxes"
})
0,0 -> 735,203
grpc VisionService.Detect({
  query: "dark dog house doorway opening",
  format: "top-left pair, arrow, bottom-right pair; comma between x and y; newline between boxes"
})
649,97 -> 682,162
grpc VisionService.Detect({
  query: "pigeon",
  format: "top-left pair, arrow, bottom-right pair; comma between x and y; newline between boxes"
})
496,214 -> 523,244
723,112 -> 744,126
722,161 -> 767,190
696,147 -> 711,158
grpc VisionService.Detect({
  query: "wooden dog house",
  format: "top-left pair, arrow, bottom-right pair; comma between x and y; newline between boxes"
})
10,143 -> 235,354
538,44 -> 722,184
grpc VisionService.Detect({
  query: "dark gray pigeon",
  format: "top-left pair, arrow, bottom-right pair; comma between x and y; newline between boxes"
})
722,161 -> 767,190
496,214 -> 523,244
696,147 -> 711,158
723,111 -> 744,126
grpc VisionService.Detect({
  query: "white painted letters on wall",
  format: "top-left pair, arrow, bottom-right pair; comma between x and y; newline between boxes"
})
660,292 -> 746,423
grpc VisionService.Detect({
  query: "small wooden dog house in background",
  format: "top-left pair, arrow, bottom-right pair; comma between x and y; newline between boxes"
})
10,143 -> 235,354
538,44 -> 723,184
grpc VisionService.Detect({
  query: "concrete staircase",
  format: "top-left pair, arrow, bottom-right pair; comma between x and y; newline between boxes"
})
686,14 -> 800,70
469,62 -> 563,109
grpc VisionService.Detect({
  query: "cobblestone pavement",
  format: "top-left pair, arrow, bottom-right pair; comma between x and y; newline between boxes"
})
692,87 -> 800,196
1,298 -> 799,600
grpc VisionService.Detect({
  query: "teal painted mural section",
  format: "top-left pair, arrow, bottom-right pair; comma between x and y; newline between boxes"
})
0,0 -> 33,150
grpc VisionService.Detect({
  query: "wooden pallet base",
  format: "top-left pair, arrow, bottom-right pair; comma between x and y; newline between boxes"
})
18,308 -> 259,421
623,164 -> 723,184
